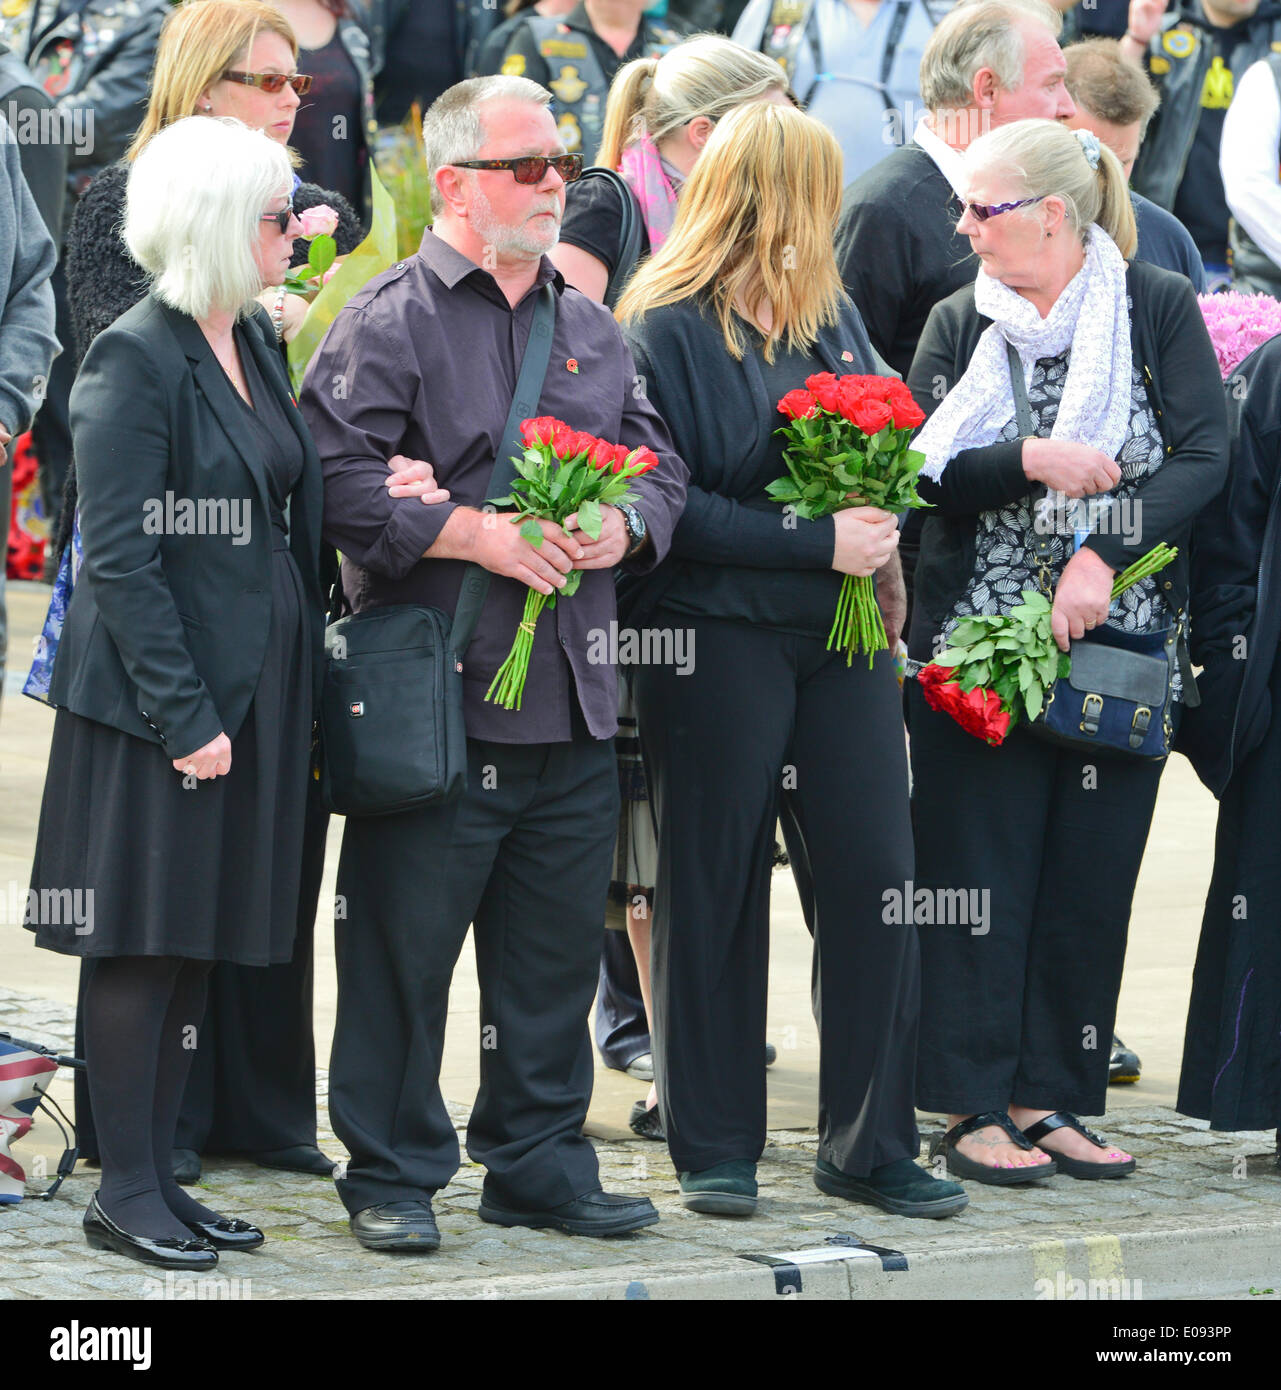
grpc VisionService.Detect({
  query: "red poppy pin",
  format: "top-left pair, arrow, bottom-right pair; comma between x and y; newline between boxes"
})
566,358 -> 579,374
841,350 -> 854,362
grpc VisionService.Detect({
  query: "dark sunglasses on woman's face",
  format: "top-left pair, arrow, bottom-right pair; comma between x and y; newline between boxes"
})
954,193 -> 1048,222
450,154 -> 584,184
260,203 -> 295,234
223,69 -> 313,95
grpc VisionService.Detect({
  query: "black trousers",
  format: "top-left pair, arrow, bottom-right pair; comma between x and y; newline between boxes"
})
328,724 -> 618,1216
73,787 -> 329,1157
594,931 -> 650,1070
634,610 -> 920,1176
907,682 -> 1164,1117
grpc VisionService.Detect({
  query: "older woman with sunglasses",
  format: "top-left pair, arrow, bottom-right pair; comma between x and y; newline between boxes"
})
904,118 -> 1226,1185
27,115 -> 326,1268
49,0 -> 398,1191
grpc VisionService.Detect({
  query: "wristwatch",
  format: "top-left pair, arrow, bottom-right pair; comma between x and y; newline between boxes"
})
617,502 -> 647,557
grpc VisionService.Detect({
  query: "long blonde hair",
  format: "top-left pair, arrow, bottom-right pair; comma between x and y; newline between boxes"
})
616,102 -> 845,364
966,117 -> 1138,259
127,0 -> 298,160
596,34 -> 790,169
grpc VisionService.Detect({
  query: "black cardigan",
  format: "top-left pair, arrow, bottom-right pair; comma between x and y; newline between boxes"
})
1177,335 -> 1281,796
619,293 -> 881,629
904,258 -> 1229,659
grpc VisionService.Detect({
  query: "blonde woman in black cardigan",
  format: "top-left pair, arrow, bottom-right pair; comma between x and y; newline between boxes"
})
617,101 -> 966,1220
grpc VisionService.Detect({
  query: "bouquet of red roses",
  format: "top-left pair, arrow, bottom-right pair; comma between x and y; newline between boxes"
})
484,416 -> 659,711
767,373 -> 929,667
918,544 -> 1178,746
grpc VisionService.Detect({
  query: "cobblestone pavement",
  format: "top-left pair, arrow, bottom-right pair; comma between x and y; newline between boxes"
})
3,986 -> 1280,1301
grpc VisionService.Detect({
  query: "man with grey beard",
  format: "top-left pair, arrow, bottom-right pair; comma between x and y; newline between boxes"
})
301,74 -> 687,1253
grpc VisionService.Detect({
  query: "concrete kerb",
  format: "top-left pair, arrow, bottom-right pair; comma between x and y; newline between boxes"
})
284,1220 -> 1281,1300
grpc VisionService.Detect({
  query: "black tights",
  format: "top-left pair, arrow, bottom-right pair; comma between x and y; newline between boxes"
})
83,955 -> 227,1239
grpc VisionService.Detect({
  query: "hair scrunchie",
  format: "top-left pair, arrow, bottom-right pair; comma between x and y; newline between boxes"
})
1074,127 -> 1101,171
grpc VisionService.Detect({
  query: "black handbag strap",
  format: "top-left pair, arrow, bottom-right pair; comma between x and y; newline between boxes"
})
450,282 -> 556,653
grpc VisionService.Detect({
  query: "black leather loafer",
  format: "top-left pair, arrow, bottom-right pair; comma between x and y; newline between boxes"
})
183,1217 -> 265,1250
249,1145 -> 337,1176
350,1200 -> 440,1252
84,1194 -> 218,1270
478,1188 -> 659,1237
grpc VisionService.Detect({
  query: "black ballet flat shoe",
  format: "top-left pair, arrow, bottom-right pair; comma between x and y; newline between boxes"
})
84,1194 -> 218,1270
1020,1112 -> 1137,1179
929,1111 -> 1058,1185
183,1217 -> 265,1250
249,1144 -> 337,1176
172,1149 -> 201,1185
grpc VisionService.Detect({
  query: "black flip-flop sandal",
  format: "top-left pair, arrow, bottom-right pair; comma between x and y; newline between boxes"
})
1020,1112 -> 1136,1179
929,1111 -> 1058,1185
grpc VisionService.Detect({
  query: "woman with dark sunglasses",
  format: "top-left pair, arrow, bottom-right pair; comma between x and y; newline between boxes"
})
905,118 -> 1226,1184
50,0 -> 367,1193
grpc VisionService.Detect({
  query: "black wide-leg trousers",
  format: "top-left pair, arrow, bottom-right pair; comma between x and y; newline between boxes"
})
907,681 -> 1164,1117
634,609 -> 920,1177
328,725 -> 618,1216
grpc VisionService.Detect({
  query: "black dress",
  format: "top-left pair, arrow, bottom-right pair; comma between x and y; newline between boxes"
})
28,328 -> 311,967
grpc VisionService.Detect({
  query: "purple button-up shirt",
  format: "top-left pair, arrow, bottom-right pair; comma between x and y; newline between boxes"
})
301,228 -> 687,743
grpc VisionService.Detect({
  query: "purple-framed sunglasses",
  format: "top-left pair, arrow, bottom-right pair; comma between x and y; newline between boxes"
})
956,193 -> 1048,222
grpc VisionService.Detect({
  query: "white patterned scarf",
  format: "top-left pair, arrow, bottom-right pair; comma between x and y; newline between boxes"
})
914,225 -> 1133,518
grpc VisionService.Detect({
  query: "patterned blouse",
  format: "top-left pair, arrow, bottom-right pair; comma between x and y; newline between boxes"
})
943,340 -> 1181,695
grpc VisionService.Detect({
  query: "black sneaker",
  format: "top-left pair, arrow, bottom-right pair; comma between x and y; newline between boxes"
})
1109,1034 -> 1141,1084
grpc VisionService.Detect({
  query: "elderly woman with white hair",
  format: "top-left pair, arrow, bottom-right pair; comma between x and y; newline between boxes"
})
904,118 -> 1227,1186
24,115 -> 326,1269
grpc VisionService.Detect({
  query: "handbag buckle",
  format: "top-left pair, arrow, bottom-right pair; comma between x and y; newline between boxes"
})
1130,705 -> 1152,749
1080,693 -> 1103,735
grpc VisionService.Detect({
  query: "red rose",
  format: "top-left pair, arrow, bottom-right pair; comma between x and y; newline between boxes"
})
835,377 -> 866,421
629,445 -> 659,474
611,442 -> 632,473
848,397 -> 894,435
568,430 -> 598,460
918,665 -> 1010,746
551,423 -> 577,456
778,388 -> 818,420
521,416 -> 560,447
588,437 -> 615,470
805,372 -> 841,413
887,387 -> 926,431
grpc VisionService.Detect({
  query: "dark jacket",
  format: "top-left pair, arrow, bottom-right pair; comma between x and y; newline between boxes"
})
13,0 -> 170,235
1177,336 -> 1281,796
1132,0 -> 1281,213
50,295 -> 326,759
0,44 -> 66,241
619,294 -> 881,625
905,259 -> 1228,655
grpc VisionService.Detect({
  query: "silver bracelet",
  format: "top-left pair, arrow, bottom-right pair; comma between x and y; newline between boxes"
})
271,287 -> 287,342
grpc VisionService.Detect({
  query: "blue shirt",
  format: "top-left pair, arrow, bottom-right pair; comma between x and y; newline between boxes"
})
734,0 -> 939,182
1132,190 -> 1207,291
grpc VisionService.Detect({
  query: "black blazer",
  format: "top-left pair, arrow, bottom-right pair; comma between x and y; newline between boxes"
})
50,294 -> 327,759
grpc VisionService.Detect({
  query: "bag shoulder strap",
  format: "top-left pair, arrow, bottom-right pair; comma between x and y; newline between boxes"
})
449,282 -> 557,653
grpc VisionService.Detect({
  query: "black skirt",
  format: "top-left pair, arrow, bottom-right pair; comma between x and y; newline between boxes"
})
27,537 -> 312,965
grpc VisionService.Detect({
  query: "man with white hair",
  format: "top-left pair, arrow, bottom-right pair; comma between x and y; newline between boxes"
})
302,74 -> 687,1253
832,0 -> 1075,632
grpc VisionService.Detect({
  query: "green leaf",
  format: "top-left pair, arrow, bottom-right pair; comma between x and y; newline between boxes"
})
1024,684 -> 1044,721
933,648 -> 969,667
561,569 -> 582,598
520,518 -> 543,546
1019,589 -> 1051,613
308,232 -> 337,277
577,497 -> 603,541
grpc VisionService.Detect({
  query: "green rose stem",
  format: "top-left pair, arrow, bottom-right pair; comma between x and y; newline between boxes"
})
1110,543 -> 1177,599
828,574 -> 887,669
485,588 -> 549,711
